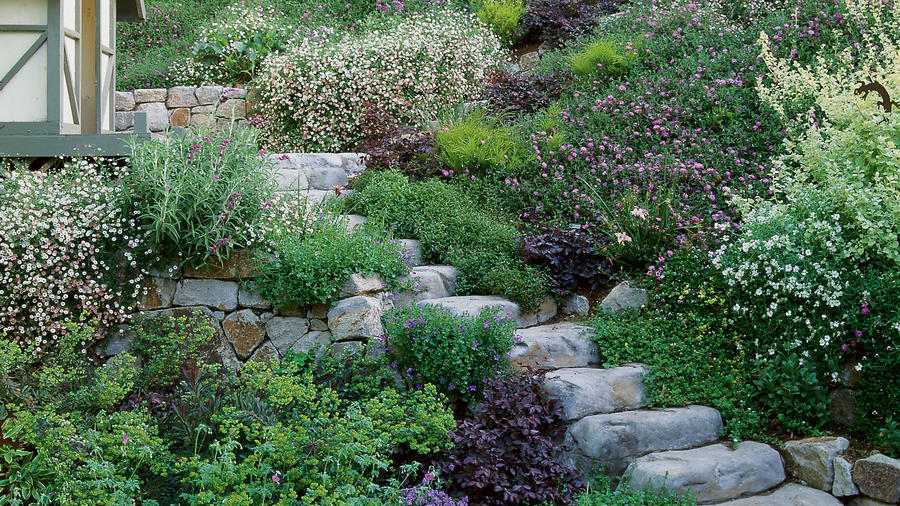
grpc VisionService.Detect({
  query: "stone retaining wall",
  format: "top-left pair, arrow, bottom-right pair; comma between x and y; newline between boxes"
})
114,86 -> 249,133
103,247 -> 401,370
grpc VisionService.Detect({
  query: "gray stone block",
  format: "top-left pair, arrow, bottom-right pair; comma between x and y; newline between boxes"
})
223,309 -> 266,360
783,437 -> 849,491
195,85 -> 224,105
625,442 -> 785,503
852,454 -> 900,503
305,166 -> 349,190
327,296 -> 383,341
115,91 -> 135,111
600,281 -> 649,312
508,322 -> 598,369
719,483 -> 842,505
135,102 -> 169,132
173,279 -> 239,311
266,317 -> 311,356
166,86 -> 198,108
133,88 -> 167,103
543,365 -> 646,421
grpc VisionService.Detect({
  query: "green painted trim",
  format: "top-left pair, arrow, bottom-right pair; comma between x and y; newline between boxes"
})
0,132 -> 150,156
0,32 -> 48,91
48,0 -> 62,129
0,25 -> 47,31
0,122 -> 61,135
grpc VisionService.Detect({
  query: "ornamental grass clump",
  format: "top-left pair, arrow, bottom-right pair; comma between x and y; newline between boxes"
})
474,0 -> 526,47
0,161 -> 146,357
383,305 -> 516,402
122,124 -> 276,268
255,9 -> 506,151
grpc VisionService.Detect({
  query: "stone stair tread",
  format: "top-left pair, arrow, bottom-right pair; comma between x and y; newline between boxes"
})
508,322 -> 598,369
565,405 -> 723,477
396,266 -> 459,305
543,365 -> 647,421
718,483 -> 841,505
416,295 -> 556,328
624,441 -> 786,504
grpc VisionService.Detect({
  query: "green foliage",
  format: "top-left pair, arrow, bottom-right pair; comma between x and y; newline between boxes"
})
754,353 -> 829,434
350,170 -> 550,309
474,0 -> 526,46
363,385 -> 456,453
575,474 -> 697,505
567,38 -> 645,80
384,305 -> 515,402
131,313 -> 216,388
253,200 -> 411,309
0,445 -> 54,505
84,354 -> 138,411
435,110 -> 526,175
122,125 -> 277,268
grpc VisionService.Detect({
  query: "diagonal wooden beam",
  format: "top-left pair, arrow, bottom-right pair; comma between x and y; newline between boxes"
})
63,45 -> 80,123
0,32 -> 48,92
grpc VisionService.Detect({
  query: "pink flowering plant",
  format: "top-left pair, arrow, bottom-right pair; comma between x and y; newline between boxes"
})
122,123 -> 276,268
0,161 -> 146,357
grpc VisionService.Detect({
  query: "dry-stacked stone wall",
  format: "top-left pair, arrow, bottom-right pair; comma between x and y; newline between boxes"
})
114,86 -> 249,133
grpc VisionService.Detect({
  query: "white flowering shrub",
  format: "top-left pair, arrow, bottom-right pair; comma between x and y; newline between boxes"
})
0,162 -> 146,357
757,0 -> 900,265
254,9 -> 506,151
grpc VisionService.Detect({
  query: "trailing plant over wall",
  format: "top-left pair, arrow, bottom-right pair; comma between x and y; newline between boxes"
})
0,161 -> 146,358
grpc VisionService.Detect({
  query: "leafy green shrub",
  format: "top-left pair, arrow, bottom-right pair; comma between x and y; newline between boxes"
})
575,475 -> 696,505
363,385 -> 456,453
0,161 -> 145,358
434,110 -> 526,176
567,38 -> 645,80
122,125 -> 276,268
474,0 -> 526,46
255,10 -> 505,151
384,305 -> 515,402
131,313 -> 216,388
174,4 -> 293,85
754,353 -> 829,434
350,170 -> 550,308
253,199 -> 411,309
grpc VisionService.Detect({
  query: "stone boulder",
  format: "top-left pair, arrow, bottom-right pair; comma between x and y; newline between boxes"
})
265,317 -> 311,356
166,86 -> 198,108
338,274 -> 384,298
567,405 -> 723,476
137,277 -> 176,310
247,341 -> 279,363
600,282 -> 648,312
833,456 -> 859,497
561,295 -> 590,315
396,267 -> 456,305
625,442 -> 785,503
398,239 -> 424,266
782,437 -> 849,491
306,166 -> 348,190
222,309 -> 266,360
172,279 -> 238,311
291,331 -> 332,356
135,102 -> 168,132
543,365 -> 646,421
327,296 -> 383,341
719,483 -> 842,505
852,454 -> 900,504
508,323 -> 599,369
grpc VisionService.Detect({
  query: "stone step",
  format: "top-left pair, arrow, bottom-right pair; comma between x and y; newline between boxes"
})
268,153 -> 364,192
719,483 -> 841,505
395,266 -> 458,305
564,405 -> 723,477
416,295 -> 556,328
624,442 -> 786,504
543,365 -> 646,421
507,322 -> 599,369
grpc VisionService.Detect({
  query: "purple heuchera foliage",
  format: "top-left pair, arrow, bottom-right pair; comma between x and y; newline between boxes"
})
520,227 -> 613,295
400,487 -> 469,505
441,373 -> 583,504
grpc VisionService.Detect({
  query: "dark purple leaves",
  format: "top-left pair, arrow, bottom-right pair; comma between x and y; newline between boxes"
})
483,70 -> 568,117
521,0 -> 625,46
441,373 -> 582,505
519,227 -> 613,295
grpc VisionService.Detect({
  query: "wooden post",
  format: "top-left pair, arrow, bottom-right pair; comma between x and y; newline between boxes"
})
80,0 -> 97,134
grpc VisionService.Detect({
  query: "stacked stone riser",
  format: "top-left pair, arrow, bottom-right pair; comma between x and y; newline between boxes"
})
115,86 -> 250,133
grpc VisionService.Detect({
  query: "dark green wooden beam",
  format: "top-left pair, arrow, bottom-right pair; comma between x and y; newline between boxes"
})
0,132 -> 150,157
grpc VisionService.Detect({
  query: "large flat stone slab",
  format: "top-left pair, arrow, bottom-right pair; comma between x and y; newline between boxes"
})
508,323 -> 598,369
543,365 -> 646,421
173,279 -> 238,311
719,483 -> 842,505
625,442 -> 785,503
396,266 -> 457,305
566,405 -> 723,476
418,295 -> 518,322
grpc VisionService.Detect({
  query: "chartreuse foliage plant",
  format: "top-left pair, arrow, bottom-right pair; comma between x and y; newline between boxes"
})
567,38 -> 647,80
253,197 -> 412,309
474,0 -> 527,46
434,109 -> 527,176
350,170 -> 550,309
123,124 -> 276,268
0,321 -> 459,502
384,304 -> 516,402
